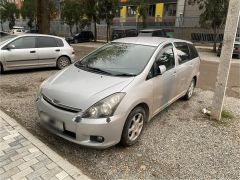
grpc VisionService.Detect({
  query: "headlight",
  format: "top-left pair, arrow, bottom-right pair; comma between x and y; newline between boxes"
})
82,93 -> 126,118
36,79 -> 48,99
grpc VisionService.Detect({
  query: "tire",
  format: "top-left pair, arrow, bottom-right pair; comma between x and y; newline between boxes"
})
183,78 -> 195,100
57,56 -> 71,70
0,63 -> 3,74
74,39 -> 78,44
120,106 -> 146,147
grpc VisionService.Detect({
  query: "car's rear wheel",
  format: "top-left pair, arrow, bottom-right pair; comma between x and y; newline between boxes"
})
57,56 -> 70,70
120,106 -> 146,147
183,78 -> 195,100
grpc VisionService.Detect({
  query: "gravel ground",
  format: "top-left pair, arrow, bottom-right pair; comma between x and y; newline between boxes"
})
0,45 -> 240,179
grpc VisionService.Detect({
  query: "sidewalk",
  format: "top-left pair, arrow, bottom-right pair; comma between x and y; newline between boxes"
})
0,110 -> 90,180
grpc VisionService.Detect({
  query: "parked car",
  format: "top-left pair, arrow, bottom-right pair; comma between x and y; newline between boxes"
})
112,28 -> 138,40
25,29 -> 39,33
138,29 -> 168,38
65,31 -> 94,44
9,26 -> 25,35
0,34 -> 75,73
217,37 -> 240,59
0,31 -> 10,37
36,37 -> 200,148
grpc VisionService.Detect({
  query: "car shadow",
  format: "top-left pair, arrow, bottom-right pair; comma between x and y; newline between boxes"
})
1,67 -> 58,75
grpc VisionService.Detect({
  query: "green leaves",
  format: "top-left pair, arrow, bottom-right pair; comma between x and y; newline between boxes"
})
0,0 -> 19,29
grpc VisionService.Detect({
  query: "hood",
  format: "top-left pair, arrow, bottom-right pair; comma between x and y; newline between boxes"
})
42,65 -> 134,111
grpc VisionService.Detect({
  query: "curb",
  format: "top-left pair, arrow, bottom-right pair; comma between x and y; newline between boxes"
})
0,110 -> 91,180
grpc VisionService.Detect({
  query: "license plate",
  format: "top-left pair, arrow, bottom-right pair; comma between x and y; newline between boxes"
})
40,112 -> 63,131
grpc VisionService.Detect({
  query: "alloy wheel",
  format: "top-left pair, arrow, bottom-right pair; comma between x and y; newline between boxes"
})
128,113 -> 144,141
57,57 -> 70,69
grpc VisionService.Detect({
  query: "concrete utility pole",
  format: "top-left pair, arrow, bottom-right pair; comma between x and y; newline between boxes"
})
211,0 -> 240,120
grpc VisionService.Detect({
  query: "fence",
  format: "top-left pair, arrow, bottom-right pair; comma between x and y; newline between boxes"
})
1,17 -> 240,43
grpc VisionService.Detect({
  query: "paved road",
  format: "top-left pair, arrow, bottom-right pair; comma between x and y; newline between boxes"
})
0,111 -> 88,180
198,61 -> 240,98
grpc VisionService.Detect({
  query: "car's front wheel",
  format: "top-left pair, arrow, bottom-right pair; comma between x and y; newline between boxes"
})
74,39 -> 78,44
120,106 -> 146,147
57,56 -> 71,70
0,63 -> 3,74
183,78 -> 195,100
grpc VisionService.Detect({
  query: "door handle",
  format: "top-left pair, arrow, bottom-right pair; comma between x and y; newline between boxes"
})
30,50 -> 36,53
55,49 -> 60,52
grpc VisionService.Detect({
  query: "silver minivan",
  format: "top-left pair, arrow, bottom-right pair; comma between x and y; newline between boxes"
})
0,34 -> 75,73
36,37 -> 200,148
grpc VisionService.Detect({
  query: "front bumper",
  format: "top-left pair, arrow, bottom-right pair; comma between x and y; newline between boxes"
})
36,95 -> 126,149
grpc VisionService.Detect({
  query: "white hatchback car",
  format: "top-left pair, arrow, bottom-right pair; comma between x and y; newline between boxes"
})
0,34 -> 75,73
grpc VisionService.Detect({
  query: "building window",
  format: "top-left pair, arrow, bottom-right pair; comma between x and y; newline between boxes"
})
127,6 -> 137,17
148,4 -> 156,17
164,3 -> 177,17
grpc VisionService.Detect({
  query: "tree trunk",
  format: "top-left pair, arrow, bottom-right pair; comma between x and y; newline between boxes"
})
106,24 -> 109,42
213,23 -> 217,52
1,20 -> 3,31
37,0 -> 50,34
69,25 -> 73,35
94,20 -> 97,42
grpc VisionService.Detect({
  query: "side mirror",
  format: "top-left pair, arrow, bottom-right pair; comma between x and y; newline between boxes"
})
159,65 -> 166,75
7,44 -> 15,50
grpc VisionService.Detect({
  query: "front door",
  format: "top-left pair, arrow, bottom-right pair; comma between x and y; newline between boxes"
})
151,43 -> 177,114
3,36 -> 38,69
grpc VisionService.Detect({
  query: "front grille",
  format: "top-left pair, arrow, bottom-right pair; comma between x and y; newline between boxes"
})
42,94 -> 81,113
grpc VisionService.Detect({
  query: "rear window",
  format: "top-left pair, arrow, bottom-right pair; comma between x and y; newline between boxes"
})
37,36 -> 57,48
174,42 -> 191,64
188,44 -> 199,59
56,38 -> 64,47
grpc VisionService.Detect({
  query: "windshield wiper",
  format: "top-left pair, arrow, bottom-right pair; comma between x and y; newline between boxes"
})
114,73 -> 136,77
87,66 -> 113,75
75,63 -> 113,75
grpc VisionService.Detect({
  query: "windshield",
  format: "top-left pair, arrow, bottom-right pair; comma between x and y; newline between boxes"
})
0,35 -> 16,46
75,43 -> 156,76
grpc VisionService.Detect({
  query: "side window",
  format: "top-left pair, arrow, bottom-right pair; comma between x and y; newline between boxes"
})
155,44 -> 175,71
8,37 -> 36,49
188,43 -> 199,59
56,38 -> 64,47
152,31 -> 159,37
37,37 -> 57,48
174,42 -> 191,64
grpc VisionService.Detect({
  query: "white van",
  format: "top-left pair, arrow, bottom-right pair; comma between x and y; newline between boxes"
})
10,26 -> 25,35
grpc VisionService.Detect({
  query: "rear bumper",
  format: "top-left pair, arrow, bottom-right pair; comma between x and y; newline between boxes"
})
36,95 -> 126,149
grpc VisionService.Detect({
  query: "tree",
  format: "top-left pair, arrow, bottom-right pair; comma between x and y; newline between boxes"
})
37,0 -> 50,34
21,0 -> 57,30
129,0 -> 148,28
61,0 -> 78,35
1,1 -> 19,30
84,0 -> 100,41
21,0 -> 37,29
0,1 -> 7,31
98,0 -> 119,42
49,0 -> 59,21
188,0 -> 229,52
